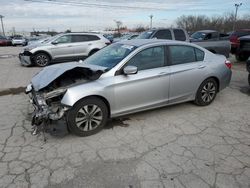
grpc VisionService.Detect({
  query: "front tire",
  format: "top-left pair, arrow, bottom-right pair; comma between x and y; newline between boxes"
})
33,53 -> 50,67
194,78 -> 218,106
67,97 -> 108,137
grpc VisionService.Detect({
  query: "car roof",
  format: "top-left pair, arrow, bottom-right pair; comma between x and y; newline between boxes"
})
197,30 -> 217,33
117,39 -> 190,47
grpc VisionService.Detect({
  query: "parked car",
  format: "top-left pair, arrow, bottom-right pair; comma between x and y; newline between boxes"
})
113,34 -> 139,42
12,36 -> 27,46
137,28 -> 231,57
19,32 -> 111,67
230,29 -> 250,54
0,35 -> 12,46
26,39 -> 232,137
246,57 -> 250,85
235,35 -> 250,61
137,28 -> 190,42
190,30 -> 231,57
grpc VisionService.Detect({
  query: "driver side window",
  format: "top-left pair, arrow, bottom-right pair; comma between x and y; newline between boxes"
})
126,46 -> 165,71
54,35 -> 72,44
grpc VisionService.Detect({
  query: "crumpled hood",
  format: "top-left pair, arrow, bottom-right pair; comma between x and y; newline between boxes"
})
31,62 -> 107,91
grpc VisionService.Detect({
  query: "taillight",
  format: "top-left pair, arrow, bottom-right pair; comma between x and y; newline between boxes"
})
105,42 -> 111,45
225,60 -> 232,69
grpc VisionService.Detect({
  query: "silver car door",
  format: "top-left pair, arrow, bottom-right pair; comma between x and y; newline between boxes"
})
112,46 -> 170,116
71,35 -> 90,57
50,35 -> 74,59
168,45 -> 206,103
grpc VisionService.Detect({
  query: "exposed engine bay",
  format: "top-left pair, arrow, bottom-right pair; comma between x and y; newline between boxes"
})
26,63 -> 106,140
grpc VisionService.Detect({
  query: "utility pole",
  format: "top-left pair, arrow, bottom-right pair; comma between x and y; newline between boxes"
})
0,15 -> 5,36
149,15 -> 153,29
233,3 -> 242,31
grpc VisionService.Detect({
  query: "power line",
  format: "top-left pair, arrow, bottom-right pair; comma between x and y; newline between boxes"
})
24,0 -> 166,11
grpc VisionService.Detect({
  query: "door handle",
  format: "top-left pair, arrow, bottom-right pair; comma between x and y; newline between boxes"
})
198,65 -> 206,69
67,45 -> 72,47
88,43 -> 92,46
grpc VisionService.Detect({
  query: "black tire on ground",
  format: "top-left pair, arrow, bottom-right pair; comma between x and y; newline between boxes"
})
67,97 -> 108,137
235,54 -> 249,62
33,53 -> 50,67
194,78 -> 218,106
248,74 -> 250,86
246,62 -> 250,73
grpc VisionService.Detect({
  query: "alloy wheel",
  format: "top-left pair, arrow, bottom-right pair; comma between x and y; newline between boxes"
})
36,54 -> 49,66
75,104 -> 103,132
201,82 -> 216,103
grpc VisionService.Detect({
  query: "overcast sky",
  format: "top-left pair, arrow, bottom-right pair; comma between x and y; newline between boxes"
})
1,0 -> 250,32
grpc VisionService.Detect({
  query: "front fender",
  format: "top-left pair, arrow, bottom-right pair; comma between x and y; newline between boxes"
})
60,81 -> 113,107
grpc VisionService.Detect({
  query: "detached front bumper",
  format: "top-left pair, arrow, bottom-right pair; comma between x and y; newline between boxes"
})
19,52 -> 33,66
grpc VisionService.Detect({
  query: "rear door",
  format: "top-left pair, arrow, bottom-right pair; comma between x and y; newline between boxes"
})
71,35 -> 100,57
113,45 -> 170,115
168,45 -> 206,103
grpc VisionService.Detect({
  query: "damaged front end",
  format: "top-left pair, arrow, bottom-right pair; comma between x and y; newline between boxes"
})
26,86 -> 69,136
26,62 -> 106,139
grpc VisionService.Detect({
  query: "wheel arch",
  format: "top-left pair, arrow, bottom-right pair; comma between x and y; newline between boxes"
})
32,50 -> 52,61
72,95 -> 111,118
88,48 -> 100,56
203,76 -> 220,92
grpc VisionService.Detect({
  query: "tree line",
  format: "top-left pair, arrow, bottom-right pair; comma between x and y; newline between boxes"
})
176,12 -> 250,33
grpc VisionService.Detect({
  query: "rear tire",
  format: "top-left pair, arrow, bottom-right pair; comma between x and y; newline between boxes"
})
194,78 -> 218,106
248,74 -> 250,86
67,97 -> 108,137
33,53 -> 50,67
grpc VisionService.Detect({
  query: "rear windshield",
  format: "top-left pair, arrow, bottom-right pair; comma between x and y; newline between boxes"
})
232,31 -> 250,37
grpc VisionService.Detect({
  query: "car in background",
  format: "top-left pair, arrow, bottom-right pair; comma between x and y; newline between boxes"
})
137,28 -> 231,57
19,32 -> 111,67
230,29 -> 250,54
0,35 -> 12,46
247,58 -> 250,86
12,36 -> 27,46
26,39 -> 232,137
190,30 -> 231,58
113,33 -> 139,42
235,35 -> 250,61
137,28 -> 190,42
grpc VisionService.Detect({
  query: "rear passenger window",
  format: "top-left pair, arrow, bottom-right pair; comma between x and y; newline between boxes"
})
195,48 -> 205,61
169,45 -> 196,65
173,29 -> 186,41
87,35 -> 100,41
72,35 -> 100,42
153,30 -> 172,40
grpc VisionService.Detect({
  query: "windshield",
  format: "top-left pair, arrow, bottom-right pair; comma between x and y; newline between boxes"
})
137,31 -> 154,39
84,43 -> 136,69
191,32 -> 206,40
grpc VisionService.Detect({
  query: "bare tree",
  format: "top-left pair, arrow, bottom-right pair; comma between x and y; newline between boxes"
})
114,20 -> 122,36
176,13 -> 250,33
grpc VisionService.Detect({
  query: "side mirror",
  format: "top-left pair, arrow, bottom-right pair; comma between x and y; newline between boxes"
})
123,66 -> 138,75
51,41 -> 59,45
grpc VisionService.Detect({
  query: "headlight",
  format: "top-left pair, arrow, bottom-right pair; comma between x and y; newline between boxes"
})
25,84 -> 32,94
44,88 -> 67,99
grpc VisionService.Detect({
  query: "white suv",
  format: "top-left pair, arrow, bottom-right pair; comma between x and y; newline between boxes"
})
19,33 -> 111,67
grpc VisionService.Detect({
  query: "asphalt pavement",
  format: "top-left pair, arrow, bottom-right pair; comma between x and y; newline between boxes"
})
0,46 -> 249,188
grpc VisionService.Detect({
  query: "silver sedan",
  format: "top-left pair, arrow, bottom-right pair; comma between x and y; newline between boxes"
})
27,39 -> 232,137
